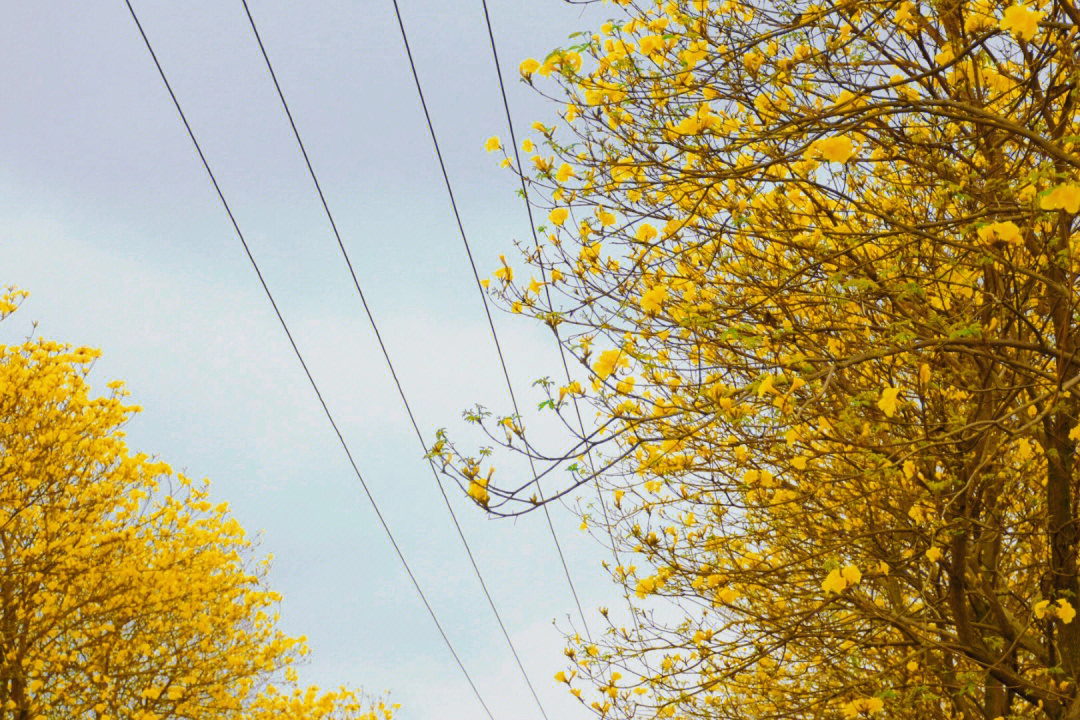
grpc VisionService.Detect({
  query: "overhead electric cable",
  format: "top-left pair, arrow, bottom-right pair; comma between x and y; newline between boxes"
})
478,0 -> 651,657
236,3 -> 550,717
388,0 -> 592,641
121,3 -> 494,717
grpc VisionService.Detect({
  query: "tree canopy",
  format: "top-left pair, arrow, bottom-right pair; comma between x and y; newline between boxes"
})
0,289 -> 390,720
438,0 -> 1080,718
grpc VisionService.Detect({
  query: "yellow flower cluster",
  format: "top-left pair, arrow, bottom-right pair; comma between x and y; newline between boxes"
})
449,0 -> 1080,716
0,290 -> 385,720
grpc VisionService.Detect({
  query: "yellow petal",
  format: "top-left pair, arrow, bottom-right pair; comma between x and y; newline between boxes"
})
821,569 -> 847,594
841,564 -> 861,585
549,207 -> 570,226
1040,184 -> 1080,214
519,58 -> 541,77
877,387 -> 900,417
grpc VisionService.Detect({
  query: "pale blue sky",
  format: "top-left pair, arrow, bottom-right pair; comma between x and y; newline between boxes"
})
2,2 -> 625,718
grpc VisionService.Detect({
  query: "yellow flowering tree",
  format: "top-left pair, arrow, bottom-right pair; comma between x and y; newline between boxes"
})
0,290 -> 390,720
441,0 -> 1080,718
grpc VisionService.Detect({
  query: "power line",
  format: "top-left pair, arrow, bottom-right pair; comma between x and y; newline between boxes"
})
235,3 -> 550,717
478,0 -> 655,663
388,0 -> 592,642
120,3 -> 494,717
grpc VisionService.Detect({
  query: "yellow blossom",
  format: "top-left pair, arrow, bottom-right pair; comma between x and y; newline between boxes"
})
877,387 -> 900,417
519,58 -> 541,77
467,479 -> 490,506
636,223 -> 658,242
999,4 -> 1044,41
821,569 -> 847,594
638,286 -> 668,314
635,576 -> 657,598
977,220 -> 1022,244
593,349 -> 624,380
640,35 -> 664,55
843,697 -> 885,717
806,136 -> 855,163
1040,184 -> 1080,214
494,257 -> 513,282
841,565 -> 862,585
